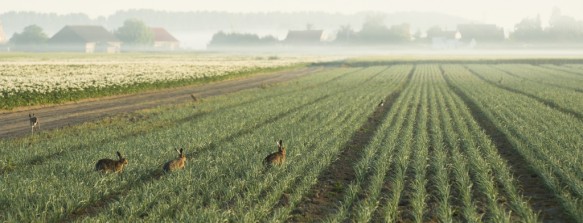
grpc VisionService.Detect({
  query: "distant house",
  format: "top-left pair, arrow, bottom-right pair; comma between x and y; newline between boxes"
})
48,25 -> 121,53
428,30 -> 462,49
151,27 -> 179,51
457,24 -> 505,43
284,29 -> 323,45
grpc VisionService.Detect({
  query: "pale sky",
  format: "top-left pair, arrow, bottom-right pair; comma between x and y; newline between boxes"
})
2,0 -> 583,29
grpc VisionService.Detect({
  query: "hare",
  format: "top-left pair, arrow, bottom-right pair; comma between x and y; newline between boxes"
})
164,148 -> 186,172
29,113 -> 40,134
263,140 -> 286,167
95,151 -> 128,173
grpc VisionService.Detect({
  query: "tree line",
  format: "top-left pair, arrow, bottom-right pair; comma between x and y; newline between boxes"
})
511,8 -> 583,43
3,8 -> 583,48
7,19 -> 155,46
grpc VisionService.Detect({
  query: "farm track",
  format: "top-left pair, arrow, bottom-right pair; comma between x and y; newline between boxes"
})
1,67 -> 362,176
440,65 -> 570,222
0,67 -> 319,139
61,94 -> 332,222
463,66 -> 583,121
289,65 -> 415,222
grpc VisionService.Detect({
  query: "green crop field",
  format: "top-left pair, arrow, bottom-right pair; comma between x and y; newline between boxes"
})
1,58 -> 582,222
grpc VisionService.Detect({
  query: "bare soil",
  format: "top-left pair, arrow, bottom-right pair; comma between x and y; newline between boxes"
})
0,67 -> 317,139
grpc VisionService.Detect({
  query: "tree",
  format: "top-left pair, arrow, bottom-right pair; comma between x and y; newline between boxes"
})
388,23 -> 411,42
356,14 -> 411,44
207,31 -> 278,48
115,19 -> 153,46
9,25 -> 48,45
510,15 -> 547,42
335,25 -> 356,43
358,14 -> 392,44
547,7 -> 583,41
426,26 -> 444,39
511,8 -> 583,43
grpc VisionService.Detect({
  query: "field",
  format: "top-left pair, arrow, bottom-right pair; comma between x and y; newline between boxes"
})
1,56 -> 583,222
0,53 -> 337,109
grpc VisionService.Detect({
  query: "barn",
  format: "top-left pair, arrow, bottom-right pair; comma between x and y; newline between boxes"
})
457,24 -> 505,43
151,27 -> 180,51
48,25 -> 121,53
284,29 -> 323,45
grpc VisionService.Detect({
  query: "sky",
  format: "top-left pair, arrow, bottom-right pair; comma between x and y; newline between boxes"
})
2,0 -> 583,29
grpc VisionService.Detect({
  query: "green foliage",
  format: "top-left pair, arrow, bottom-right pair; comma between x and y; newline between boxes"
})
511,15 -> 548,42
340,14 -> 411,44
115,19 -> 154,46
208,31 -> 279,47
9,24 -> 48,45
512,8 -> 583,42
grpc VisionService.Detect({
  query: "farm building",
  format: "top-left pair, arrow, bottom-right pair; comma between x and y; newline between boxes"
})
428,30 -> 462,49
48,25 -> 121,53
151,27 -> 180,51
284,29 -> 323,45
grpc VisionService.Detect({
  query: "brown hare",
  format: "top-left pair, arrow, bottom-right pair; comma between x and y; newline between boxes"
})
263,140 -> 286,167
29,113 -> 39,134
95,151 -> 128,173
164,148 -> 186,172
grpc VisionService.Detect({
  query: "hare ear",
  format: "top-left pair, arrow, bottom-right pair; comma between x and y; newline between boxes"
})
180,148 -> 184,154
117,151 -> 122,159
277,140 -> 282,148
176,148 -> 181,154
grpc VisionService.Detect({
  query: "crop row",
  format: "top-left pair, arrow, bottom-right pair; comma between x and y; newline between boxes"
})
443,64 -> 583,222
467,64 -> 583,117
0,65 -> 412,222
1,62 -> 581,222
324,64 -> 541,222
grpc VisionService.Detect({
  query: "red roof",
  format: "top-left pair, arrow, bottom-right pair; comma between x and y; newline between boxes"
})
151,27 -> 178,42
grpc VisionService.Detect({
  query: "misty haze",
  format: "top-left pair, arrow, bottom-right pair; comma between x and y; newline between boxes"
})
1,1 -> 583,222
1,1 -> 583,52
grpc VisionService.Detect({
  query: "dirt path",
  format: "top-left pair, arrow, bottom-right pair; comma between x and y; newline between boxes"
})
0,67 -> 318,139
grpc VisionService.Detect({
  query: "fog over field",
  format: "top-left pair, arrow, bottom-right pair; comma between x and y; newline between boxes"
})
1,0 -> 583,51
4,0 -> 583,26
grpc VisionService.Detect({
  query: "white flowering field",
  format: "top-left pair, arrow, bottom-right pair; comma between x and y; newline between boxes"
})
0,53 -> 335,109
